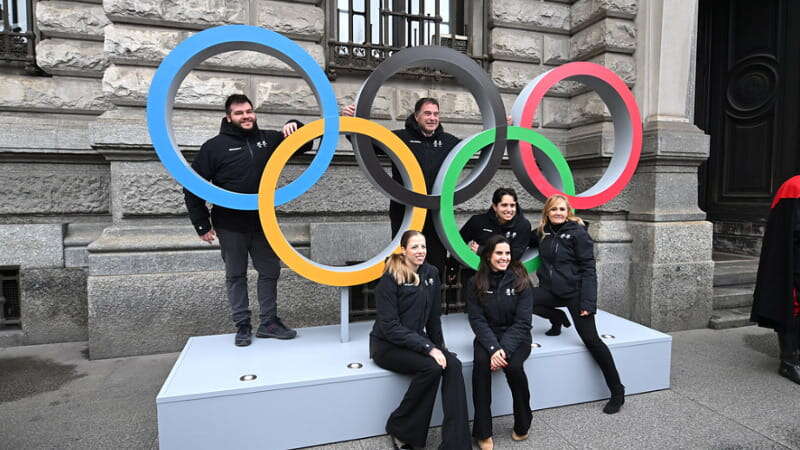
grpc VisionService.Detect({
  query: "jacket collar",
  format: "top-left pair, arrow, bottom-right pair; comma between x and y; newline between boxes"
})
219,117 -> 260,138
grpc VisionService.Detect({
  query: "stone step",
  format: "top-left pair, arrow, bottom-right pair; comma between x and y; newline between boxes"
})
708,307 -> 755,329
713,285 -> 754,310
713,263 -> 758,287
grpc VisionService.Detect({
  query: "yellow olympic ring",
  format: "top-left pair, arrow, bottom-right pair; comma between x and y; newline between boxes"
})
258,117 -> 427,286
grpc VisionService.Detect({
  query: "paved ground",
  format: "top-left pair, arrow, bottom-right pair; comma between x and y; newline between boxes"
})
1,325 -> 799,449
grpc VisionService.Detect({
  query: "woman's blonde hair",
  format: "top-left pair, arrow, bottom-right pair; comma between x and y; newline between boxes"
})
384,230 -> 425,285
536,194 -> 584,236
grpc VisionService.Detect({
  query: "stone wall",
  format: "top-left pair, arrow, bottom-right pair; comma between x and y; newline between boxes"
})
0,0 -> 722,357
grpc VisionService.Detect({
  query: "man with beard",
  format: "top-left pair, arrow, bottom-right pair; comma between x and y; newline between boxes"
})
751,175 -> 800,384
342,98 -> 460,276
184,94 -> 312,347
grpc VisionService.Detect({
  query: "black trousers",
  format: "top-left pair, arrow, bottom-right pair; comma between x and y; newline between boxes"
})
472,342 -> 532,439
372,343 -> 471,449
531,287 -> 623,392
216,228 -> 280,326
778,316 -> 800,363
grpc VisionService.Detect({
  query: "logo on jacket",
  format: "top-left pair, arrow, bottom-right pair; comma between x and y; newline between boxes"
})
505,288 -> 516,296
433,140 -> 442,148
423,278 -> 434,286
255,140 -> 269,149
559,233 -> 572,240
228,146 -> 242,152
505,231 -> 517,239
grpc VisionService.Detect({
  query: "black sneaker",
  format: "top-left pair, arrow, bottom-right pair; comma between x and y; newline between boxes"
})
235,323 -> 252,347
256,317 -> 297,340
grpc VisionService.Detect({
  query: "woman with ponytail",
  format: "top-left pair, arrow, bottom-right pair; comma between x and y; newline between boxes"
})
465,235 -> 533,449
370,230 -> 471,450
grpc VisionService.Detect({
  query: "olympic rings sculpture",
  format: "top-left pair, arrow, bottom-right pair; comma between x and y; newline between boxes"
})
147,25 -> 642,287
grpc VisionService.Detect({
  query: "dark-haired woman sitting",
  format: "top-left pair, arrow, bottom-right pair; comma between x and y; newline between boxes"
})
370,230 -> 472,450
465,235 -> 533,450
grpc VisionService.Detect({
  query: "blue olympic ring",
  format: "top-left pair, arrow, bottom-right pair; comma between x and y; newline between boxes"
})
146,25 -> 339,209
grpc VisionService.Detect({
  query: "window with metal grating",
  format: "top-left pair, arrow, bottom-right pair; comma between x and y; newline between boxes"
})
0,268 -> 21,329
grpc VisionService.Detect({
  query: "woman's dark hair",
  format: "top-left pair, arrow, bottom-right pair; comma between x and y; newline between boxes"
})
473,235 -> 530,300
491,187 -> 518,206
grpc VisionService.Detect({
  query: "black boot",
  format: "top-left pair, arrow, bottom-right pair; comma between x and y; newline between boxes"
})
603,385 -> 625,414
235,322 -> 252,347
777,329 -> 800,384
545,310 -> 572,336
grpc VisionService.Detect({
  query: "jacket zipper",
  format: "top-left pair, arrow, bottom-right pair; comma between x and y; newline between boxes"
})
245,140 -> 254,159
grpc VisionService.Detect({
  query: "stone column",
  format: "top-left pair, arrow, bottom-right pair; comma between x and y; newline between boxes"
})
627,0 -> 713,330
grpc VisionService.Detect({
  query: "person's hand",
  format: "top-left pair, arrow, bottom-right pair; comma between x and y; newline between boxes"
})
506,115 -> 513,126
468,240 -> 479,252
580,310 -> 590,316
282,121 -> 299,137
341,103 -> 356,117
429,348 -> 447,369
199,229 -> 216,244
490,349 -> 507,371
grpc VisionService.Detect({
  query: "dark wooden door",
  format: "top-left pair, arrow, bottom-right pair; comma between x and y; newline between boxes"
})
695,0 -> 800,222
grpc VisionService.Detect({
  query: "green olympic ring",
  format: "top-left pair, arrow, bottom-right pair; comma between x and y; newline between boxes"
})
435,126 -> 576,273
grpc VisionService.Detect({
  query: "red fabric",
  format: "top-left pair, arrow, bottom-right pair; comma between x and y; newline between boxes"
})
771,175 -> 800,208
794,287 -> 799,318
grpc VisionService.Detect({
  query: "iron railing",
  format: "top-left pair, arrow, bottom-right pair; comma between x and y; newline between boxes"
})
327,0 -> 476,78
1,0 -> 38,73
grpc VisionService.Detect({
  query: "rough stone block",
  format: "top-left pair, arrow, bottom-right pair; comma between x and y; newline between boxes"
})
588,52 -> 636,86
571,0 -> 638,31
0,224 -> 64,269
36,0 -> 109,39
310,222 -> 390,265
114,162 -> 186,217
490,61 -> 548,93
570,18 -> 636,60
87,268 -> 337,358
255,76 -> 320,115
0,163 -> 109,215
542,97 -> 570,128
490,0 -> 570,34
104,0 -> 246,28
36,38 -> 108,77
489,28 -> 542,63
102,65 -> 248,107
0,75 -> 109,113
569,91 -> 610,126
333,81 -> 394,120
256,0 -> 324,40
104,24 -> 324,72
20,268 -> 88,344
543,34 -> 570,65
627,167 -> 707,222
0,112 -> 96,151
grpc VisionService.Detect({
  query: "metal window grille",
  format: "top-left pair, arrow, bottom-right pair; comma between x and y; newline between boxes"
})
327,0 -> 475,78
0,268 -> 21,329
348,261 -> 464,323
1,0 -> 38,73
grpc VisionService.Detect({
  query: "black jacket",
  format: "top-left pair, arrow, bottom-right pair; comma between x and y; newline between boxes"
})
529,220 -> 598,313
466,271 -> 532,355
459,209 -> 532,261
387,114 -> 461,232
370,263 -> 445,356
183,118 -> 310,235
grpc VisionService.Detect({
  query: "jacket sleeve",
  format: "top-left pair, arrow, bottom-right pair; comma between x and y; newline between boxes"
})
184,142 -> 213,235
511,219 -> 532,261
459,215 -> 477,243
425,268 -> 445,349
466,281 -> 502,354
375,276 -> 436,354
575,226 -> 598,313
499,285 -> 533,354
284,119 -> 314,155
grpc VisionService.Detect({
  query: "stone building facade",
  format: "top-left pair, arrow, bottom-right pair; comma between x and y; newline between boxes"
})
0,0 -> 712,359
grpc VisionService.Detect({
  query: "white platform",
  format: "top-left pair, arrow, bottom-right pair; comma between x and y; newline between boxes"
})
157,311 -> 671,449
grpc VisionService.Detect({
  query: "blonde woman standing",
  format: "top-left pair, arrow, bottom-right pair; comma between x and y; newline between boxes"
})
529,195 -> 625,414
370,230 -> 471,449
